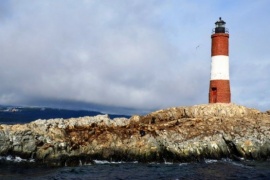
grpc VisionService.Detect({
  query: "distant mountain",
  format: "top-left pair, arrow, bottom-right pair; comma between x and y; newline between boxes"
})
0,106 -> 130,125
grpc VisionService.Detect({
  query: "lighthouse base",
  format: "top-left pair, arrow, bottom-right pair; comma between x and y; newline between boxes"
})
209,80 -> 231,103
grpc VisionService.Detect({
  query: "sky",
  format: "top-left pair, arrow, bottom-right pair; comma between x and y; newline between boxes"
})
0,0 -> 270,115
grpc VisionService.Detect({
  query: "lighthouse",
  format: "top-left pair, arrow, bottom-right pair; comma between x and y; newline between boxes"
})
209,17 -> 231,103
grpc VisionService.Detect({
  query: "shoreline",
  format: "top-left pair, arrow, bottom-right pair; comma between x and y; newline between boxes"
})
1,103 -> 270,166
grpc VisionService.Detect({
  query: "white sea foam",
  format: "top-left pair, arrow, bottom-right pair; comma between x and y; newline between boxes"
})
93,160 -> 138,164
204,159 -> 218,164
219,158 -> 253,169
227,160 -> 251,168
163,158 -> 173,165
93,160 -> 111,164
0,155 -> 35,163
6,155 -> 13,161
179,163 -> 189,166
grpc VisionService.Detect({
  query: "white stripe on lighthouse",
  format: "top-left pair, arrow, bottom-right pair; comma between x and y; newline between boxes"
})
211,55 -> 229,80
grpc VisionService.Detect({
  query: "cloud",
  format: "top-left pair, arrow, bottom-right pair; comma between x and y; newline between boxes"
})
0,0 -> 270,114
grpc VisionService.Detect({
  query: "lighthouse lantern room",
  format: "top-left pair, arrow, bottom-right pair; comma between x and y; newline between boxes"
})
209,17 -> 231,103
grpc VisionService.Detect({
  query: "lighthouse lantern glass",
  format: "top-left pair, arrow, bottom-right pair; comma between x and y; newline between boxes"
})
214,18 -> 226,33
216,23 -> 225,28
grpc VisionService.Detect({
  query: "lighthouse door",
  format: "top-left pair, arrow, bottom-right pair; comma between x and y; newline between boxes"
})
212,87 -> 217,103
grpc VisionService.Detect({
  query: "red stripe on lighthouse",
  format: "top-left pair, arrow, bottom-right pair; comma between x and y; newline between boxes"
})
211,33 -> 229,56
209,80 -> 230,103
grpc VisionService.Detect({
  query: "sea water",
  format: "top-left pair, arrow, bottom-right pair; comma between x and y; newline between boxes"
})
1,157 -> 270,179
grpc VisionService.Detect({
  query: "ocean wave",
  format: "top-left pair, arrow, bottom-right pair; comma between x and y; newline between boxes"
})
0,155 -> 35,163
221,158 -> 252,169
204,159 -> 218,164
93,160 -> 138,164
179,163 -> 189,166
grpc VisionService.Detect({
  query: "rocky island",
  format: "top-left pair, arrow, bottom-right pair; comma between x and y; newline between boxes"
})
0,103 -> 270,166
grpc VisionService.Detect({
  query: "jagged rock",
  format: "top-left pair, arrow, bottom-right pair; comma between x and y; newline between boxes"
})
0,103 -> 270,166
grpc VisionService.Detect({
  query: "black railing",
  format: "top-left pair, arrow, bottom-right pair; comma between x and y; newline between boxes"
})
212,28 -> 229,34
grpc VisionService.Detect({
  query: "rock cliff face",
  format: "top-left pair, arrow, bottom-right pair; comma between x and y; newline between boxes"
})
0,103 -> 270,166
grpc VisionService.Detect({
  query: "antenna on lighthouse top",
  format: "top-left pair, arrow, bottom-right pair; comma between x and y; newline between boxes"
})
214,17 -> 228,34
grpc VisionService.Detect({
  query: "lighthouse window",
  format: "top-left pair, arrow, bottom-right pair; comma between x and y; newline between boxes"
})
216,23 -> 224,28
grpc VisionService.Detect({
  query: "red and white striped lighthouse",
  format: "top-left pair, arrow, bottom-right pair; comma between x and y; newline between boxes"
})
209,17 -> 231,103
